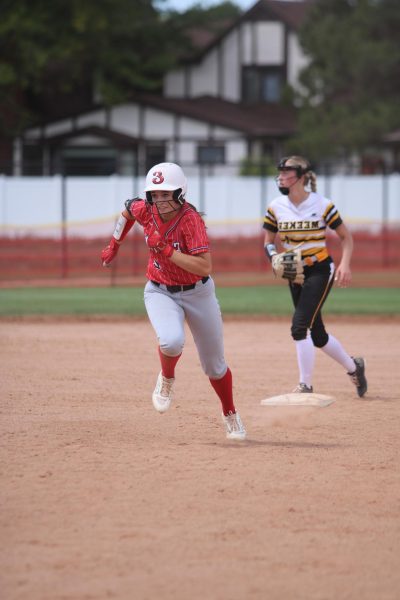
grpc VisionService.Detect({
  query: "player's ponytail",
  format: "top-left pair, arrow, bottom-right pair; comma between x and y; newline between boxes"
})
305,170 -> 317,192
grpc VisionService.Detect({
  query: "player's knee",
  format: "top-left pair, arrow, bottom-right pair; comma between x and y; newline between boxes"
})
202,361 -> 227,379
291,323 -> 308,341
311,329 -> 329,348
159,335 -> 184,357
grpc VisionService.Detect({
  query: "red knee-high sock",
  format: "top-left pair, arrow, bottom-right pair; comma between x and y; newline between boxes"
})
209,367 -> 236,416
158,347 -> 181,379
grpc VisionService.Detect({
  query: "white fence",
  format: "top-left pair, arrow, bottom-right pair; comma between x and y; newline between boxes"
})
0,174 -> 399,239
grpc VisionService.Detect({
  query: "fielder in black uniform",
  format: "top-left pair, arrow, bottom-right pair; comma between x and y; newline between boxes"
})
263,155 -> 367,397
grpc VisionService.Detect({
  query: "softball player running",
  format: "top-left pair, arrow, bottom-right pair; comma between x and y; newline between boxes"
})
263,155 -> 367,397
101,162 -> 246,440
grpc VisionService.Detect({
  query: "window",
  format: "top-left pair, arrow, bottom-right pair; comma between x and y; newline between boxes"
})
23,143 -> 44,175
197,145 -> 225,165
61,147 -> 117,175
262,72 -> 281,103
145,145 -> 165,173
242,67 -> 284,103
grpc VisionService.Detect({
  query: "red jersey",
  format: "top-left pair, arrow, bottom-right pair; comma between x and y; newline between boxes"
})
127,199 -> 210,285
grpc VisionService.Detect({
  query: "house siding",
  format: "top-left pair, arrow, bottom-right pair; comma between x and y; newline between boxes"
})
165,18 -> 300,101
109,105 -> 141,137
221,30 -> 240,102
191,49 -> 220,97
45,119 -> 75,137
77,110 -> 107,129
254,22 -> 284,65
15,1 -> 313,177
287,33 -> 309,88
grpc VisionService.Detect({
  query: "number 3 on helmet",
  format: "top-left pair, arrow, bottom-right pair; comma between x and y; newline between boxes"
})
144,162 -> 187,205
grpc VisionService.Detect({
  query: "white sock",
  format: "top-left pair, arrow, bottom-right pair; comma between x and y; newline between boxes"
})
295,336 -> 315,387
320,335 -> 356,372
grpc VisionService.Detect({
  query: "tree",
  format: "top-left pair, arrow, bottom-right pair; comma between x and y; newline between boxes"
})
158,1 -> 241,59
292,0 -> 400,161
0,0 -> 184,135
0,0 -> 242,138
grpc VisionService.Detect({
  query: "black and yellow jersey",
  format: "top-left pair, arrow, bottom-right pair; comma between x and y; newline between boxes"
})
263,192 -> 342,263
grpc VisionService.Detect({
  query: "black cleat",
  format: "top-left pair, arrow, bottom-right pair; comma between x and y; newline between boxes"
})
292,383 -> 313,393
348,357 -> 367,397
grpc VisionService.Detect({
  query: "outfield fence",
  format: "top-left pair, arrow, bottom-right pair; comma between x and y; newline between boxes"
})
1,174 -> 399,284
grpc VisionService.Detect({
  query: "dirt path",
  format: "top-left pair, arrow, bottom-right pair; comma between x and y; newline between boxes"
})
1,320 -> 399,600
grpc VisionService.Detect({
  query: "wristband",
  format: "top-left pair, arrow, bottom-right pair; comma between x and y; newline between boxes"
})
113,213 -> 134,241
264,243 -> 277,261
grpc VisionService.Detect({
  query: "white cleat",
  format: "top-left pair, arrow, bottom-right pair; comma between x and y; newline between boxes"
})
222,411 -> 246,441
152,371 -> 175,413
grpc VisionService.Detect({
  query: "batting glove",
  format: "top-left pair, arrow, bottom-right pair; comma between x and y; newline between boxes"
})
146,230 -> 174,258
101,237 -> 120,266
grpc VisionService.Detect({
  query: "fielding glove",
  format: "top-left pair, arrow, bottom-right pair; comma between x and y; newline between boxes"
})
271,249 -> 304,285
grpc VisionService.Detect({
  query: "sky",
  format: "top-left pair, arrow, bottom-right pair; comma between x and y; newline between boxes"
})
158,0 -> 256,12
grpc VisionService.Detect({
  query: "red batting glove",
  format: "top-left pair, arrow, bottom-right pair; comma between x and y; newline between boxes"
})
146,230 -> 174,258
101,237 -> 120,266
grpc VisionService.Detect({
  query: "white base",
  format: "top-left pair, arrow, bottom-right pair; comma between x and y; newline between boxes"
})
261,393 -> 335,408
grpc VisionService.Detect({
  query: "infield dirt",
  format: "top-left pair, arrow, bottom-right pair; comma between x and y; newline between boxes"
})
1,319 -> 399,600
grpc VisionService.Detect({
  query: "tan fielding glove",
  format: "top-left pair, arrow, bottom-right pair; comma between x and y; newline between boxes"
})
271,248 -> 304,285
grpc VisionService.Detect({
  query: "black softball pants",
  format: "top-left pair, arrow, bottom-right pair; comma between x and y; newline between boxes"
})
289,259 -> 335,347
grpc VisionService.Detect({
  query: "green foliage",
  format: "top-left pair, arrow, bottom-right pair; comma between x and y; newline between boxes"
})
158,1 -> 241,59
295,0 -> 400,159
0,0 -> 242,136
239,157 -> 276,176
0,0 -> 184,134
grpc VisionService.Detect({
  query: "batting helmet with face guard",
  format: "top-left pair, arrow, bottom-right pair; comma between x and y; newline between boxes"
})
144,162 -> 187,205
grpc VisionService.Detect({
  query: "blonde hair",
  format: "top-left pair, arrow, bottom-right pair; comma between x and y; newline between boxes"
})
285,155 -> 317,192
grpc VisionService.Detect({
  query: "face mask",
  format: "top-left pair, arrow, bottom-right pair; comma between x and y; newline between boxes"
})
276,161 -> 310,195
276,168 -> 300,196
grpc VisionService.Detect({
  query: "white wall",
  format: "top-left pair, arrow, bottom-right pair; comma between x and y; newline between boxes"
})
190,50 -> 219,97
164,70 -> 186,98
287,33 -> 309,90
110,104 -> 141,137
242,22 -> 254,65
255,22 -> 284,65
77,110 -> 107,129
222,29 -> 241,102
1,175 -> 398,239
45,119 -> 74,137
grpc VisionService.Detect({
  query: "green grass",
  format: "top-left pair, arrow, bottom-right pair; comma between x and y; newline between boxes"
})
0,285 -> 399,316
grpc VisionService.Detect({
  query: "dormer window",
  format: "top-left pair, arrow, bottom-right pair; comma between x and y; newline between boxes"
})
242,66 -> 284,103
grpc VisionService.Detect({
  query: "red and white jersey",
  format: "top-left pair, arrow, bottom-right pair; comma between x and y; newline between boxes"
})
263,192 -> 343,260
127,198 -> 209,285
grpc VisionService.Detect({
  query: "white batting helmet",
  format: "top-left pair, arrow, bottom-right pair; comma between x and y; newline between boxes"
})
144,162 -> 187,205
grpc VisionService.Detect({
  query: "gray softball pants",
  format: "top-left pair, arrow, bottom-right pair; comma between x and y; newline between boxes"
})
144,277 -> 227,379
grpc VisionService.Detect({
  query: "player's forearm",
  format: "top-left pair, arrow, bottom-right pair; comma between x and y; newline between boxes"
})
101,210 -> 136,266
336,224 -> 353,267
340,239 -> 353,267
113,210 -> 135,244
263,231 -> 277,261
169,251 -> 212,277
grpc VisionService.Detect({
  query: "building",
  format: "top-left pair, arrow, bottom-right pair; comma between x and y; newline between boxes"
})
16,0 -> 313,176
